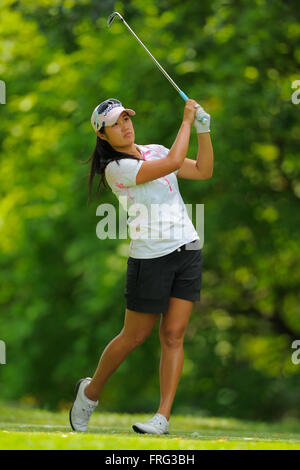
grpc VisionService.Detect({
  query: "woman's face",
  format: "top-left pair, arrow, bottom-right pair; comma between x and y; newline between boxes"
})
97,111 -> 135,148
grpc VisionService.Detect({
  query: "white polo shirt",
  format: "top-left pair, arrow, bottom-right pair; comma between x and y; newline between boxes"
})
104,144 -> 200,259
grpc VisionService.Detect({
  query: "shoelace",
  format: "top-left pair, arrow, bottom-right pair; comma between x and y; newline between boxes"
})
148,415 -> 166,426
81,403 -> 96,420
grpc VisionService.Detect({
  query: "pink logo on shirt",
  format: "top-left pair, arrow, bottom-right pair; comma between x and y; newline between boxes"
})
115,182 -> 129,189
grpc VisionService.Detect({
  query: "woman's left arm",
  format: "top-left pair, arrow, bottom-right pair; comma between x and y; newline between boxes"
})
177,102 -> 214,180
176,132 -> 214,180
195,132 -> 214,178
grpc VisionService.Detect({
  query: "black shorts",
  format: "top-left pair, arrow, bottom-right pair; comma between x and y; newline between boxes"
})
124,239 -> 203,314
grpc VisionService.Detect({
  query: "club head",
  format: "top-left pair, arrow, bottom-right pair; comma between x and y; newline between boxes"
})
107,11 -> 124,27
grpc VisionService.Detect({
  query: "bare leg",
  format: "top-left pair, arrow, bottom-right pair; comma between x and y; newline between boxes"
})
84,309 -> 159,402
157,297 -> 194,420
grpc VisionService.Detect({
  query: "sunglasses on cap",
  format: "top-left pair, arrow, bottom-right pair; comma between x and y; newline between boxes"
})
96,98 -> 122,115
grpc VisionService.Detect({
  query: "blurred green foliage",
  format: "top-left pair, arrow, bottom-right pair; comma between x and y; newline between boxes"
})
0,0 -> 300,421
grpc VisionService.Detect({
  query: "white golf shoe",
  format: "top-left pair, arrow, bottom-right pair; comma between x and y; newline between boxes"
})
69,377 -> 98,432
132,413 -> 169,434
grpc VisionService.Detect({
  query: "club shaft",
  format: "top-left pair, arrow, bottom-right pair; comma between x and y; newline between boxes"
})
120,17 -> 182,95
112,13 -> 207,123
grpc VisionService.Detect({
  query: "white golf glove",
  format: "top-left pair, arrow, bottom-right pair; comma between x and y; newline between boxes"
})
194,104 -> 210,133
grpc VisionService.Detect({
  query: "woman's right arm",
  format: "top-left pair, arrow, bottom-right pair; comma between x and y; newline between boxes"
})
136,99 -> 198,185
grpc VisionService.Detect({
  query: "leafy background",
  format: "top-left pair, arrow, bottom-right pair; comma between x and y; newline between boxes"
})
0,0 -> 300,421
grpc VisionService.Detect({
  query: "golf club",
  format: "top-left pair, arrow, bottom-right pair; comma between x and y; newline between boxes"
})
107,11 -> 208,124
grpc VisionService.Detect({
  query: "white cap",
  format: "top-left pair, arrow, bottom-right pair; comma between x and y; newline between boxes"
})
91,98 -> 136,132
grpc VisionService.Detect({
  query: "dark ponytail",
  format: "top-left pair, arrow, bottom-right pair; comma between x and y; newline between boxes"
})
82,128 -> 141,204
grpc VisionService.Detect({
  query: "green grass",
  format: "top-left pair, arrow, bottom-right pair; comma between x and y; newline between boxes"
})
0,402 -> 300,450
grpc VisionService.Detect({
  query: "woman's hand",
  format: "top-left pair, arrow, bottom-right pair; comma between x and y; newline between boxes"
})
194,104 -> 211,133
182,99 -> 199,125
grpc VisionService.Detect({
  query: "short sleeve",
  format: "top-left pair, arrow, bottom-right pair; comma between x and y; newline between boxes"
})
105,158 -> 144,188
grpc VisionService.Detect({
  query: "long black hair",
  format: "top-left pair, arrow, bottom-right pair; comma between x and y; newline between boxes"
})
83,126 -> 141,204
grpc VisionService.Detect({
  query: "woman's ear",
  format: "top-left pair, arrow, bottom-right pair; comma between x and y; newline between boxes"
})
97,131 -> 107,141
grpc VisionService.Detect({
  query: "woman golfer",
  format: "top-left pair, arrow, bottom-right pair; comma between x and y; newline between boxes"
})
69,97 -> 213,434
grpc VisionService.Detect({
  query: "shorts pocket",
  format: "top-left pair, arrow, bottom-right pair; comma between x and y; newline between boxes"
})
124,258 -> 141,296
136,259 -> 163,300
